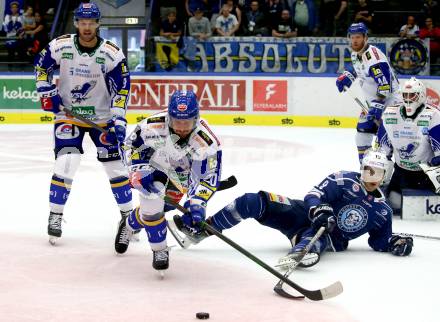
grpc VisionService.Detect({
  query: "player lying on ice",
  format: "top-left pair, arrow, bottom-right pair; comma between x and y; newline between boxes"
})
173,150 -> 413,269
114,90 -> 222,272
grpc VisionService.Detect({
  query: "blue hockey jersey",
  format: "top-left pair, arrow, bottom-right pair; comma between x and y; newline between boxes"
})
305,171 -> 393,252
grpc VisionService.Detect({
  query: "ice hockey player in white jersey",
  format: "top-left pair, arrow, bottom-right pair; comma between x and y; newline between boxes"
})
377,77 -> 440,211
114,90 -> 222,272
34,2 -> 132,244
336,22 -> 401,162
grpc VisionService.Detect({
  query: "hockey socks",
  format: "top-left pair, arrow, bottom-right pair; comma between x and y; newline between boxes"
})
109,176 -> 132,211
210,193 -> 264,231
128,209 -> 167,250
49,174 -> 72,213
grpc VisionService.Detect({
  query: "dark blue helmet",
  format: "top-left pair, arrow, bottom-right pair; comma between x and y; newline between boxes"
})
168,90 -> 199,120
347,22 -> 368,37
74,2 -> 101,21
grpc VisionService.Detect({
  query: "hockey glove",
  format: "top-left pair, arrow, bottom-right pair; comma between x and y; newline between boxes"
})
336,70 -> 356,93
429,156 -> 440,167
389,235 -> 413,256
182,198 -> 206,232
309,204 -> 336,233
37,84 -> 62,113
129,169 -> 168,194
106,117 -> 127,144
366,100 -> 385,121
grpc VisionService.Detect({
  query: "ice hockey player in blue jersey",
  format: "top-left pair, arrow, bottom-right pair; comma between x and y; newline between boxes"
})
336,22 -> 401,162
34,2 -> 132,245
174,151 -> 413,269
114,90 -> 222,272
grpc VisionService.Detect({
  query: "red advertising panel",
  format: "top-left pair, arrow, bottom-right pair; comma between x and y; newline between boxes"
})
253,80 -> 287,112
427,87 -> 440,109
129,79 -> 246,111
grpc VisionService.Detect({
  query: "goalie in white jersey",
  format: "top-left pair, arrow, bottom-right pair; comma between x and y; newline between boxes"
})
114,90 -> 222,272
34,2 -> 132,244
377,77 -> 440,211
336,22 -> 401,162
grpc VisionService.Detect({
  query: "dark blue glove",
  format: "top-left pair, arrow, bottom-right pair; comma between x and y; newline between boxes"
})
389,235 -> 413,256
336,70 -> 356,93
130,169 -> 168,194
37,84 -> 62,113
366,100 -> 385,121
106,117 -> 127,144
429,156 -> 440,167
309,204 -> 336,233
182,199 -> 206,232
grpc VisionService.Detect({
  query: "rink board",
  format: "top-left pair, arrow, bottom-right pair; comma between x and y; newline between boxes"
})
402,189 -> 440,221
0,74 -> 439,127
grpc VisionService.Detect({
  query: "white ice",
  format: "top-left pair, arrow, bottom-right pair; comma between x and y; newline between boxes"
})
1,124 -> 439,322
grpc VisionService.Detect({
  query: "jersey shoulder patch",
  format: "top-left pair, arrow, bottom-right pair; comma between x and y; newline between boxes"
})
56,34 -> 71,41
147,116 -> 166,124
197,130 -> 213,146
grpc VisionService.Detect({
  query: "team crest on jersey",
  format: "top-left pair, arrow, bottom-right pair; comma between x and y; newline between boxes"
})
55,124 -> 80,139
71,81 -> 97,104
352,184 -> 360,192
337,204 -> 368,233
398,142 -> 419,159
99,133 -> 113,146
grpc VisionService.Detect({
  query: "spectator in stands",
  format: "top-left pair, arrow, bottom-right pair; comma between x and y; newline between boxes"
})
399,15 -> 420,39
265,0 -> 285,29
272,9 -> 297,38
353,0 -> 373,31
2,1 -> 25,59
422,0 -> 439,19
319,0 -> 348,36
186,0 -> 209,17
159,1 -> 181,19
224,0 -> 242,32
288,0 -> 318,36
25,11 -> 48,57
215,4 -> 239,36
22,5 -> 36,31
160,10 -> 182,40
420,17 -> 440,62
188,7 -> 212,39
243,1 -> 268,36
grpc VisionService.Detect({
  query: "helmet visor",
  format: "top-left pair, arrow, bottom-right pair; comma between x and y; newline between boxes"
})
169,116 -> 197,137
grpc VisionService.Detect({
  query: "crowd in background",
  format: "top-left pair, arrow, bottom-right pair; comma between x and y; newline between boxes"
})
154,0 -> 440,63
1,0 -> 54,61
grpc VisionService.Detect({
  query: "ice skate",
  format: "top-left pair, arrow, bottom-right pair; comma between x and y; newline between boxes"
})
48,212 -> 63,245
115,216 -> 133,254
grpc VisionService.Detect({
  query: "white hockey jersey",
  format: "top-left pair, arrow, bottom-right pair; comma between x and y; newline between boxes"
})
124,112 -> 222,203
35,34 -> 130,125
351,44 -> 401,105
377,104 -> 440,171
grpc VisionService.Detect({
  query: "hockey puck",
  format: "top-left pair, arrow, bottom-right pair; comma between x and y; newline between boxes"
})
196,312 -> 209,319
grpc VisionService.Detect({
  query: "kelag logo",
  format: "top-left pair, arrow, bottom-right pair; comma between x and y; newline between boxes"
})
253,80 -> 287,112
426,199 -> 440,214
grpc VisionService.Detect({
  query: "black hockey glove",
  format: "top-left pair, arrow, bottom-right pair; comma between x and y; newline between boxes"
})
389,235 -> 413,256
309,204 -> 336,233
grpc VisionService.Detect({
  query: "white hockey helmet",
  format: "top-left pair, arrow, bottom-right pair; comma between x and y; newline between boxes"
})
402,77 -> 426,116
360,150 -> 388,183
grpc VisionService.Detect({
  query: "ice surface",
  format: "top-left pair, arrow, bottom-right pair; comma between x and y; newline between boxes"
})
0,125 -> 439,322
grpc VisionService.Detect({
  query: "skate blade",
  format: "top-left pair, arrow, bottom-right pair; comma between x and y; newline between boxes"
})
48,236 -> 59,246
158,270 -> 165,279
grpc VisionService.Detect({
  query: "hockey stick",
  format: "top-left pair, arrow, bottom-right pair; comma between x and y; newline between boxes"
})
166,175 -> 238,248
60,106 -> 108,134
395,232 -> 440,241
166,198 -> 343,301
343,87 -> 369,114
273,226 -> 326,300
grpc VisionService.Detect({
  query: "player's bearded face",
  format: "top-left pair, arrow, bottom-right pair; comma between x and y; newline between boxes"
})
77,19 -> 99,43
170,118 -> 196,139
350,34 -> 366,52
